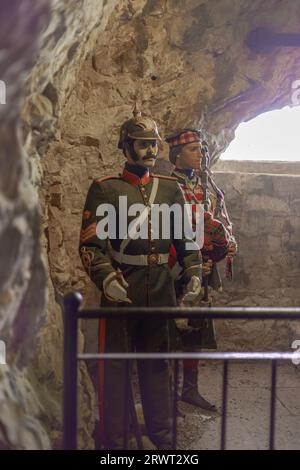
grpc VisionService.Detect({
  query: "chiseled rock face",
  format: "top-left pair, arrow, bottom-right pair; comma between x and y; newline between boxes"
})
0,367 -> 51,449
0,0 -> 117,450
57,0 -> 300,163
211,168 -> 300,351
0,0 -> 49,354
0,0 -> 51,450
23,0 -> 120,449
2,0 -> 300,449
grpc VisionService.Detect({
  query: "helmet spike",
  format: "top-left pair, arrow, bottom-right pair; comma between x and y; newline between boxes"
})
133,102 -> 142,120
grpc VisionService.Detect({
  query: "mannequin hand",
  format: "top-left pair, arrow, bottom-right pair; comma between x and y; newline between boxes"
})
202,259 -> 213,276
182,275 -> 201,302
103,271 -> 132,303
228,239 -> 238,257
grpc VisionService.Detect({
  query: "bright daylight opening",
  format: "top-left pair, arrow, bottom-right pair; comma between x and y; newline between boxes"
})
221,105 -> 300,161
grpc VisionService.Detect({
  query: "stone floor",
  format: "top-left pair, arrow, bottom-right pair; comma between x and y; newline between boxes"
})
176,361 -> 300,450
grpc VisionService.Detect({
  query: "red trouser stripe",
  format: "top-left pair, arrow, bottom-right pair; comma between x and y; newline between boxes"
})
183,359 -> 198,370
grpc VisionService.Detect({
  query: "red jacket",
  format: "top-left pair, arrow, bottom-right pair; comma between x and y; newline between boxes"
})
169,169 -> 230,270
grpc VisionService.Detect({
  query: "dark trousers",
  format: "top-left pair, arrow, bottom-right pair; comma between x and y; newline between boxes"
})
101,316 -> 172,449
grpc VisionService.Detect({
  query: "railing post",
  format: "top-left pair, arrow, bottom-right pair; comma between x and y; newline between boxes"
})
172,359 -> 179,450
221,360 -> 229,450
63,292 -> 82,450
123,359 -> 130,449
269,360 -> 277,450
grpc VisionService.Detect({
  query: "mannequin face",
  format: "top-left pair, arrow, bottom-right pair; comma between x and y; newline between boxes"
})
176,141 -> 203,170
127,139 -> 159,168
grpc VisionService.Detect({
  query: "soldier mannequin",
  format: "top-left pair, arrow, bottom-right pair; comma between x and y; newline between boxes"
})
79,113 -> 203,449
166,128 -> 237,411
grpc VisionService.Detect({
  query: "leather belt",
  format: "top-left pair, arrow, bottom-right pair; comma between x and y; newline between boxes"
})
111,249 -> 169,266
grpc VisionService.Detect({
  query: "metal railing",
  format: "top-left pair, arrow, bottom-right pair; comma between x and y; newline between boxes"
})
63,292 -> 300,450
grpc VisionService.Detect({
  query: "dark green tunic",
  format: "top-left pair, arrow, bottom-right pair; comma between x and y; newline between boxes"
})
79,171 -> 201,303
79,168 -> 202,449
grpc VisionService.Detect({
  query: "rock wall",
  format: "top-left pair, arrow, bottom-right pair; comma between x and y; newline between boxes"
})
2,0 -> 300,449
214,160 -> 300,175
212,163 -> 300,350
23,0 -> 120,450
0,0 -> 118,450
0,0 -> 51,450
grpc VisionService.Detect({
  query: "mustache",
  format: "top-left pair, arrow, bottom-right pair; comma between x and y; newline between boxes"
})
143,153 -> 157,160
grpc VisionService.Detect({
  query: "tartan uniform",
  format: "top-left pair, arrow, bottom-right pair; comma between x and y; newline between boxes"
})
169,168 -> 230,286
79,166 -> 202,449
169,168 -> 230,349
165,129 -> 235,410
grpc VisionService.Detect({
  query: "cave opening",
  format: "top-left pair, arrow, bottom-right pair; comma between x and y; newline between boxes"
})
220,105 -> 300,163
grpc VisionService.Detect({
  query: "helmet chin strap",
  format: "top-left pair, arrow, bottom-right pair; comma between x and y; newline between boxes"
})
125,140 -> 140,162
130,152 -> 139,162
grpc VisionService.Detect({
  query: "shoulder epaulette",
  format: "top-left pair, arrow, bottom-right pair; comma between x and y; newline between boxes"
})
94,175 -> 120,184
151,173 -> 177,181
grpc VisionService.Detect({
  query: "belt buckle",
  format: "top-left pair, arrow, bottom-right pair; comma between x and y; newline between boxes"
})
148,253 -> 159,266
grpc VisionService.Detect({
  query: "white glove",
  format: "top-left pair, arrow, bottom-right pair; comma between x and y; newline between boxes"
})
181,275 -> 201,303
103,271 -> 132,303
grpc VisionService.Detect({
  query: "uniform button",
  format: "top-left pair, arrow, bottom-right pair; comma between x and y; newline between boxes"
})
151,246 -> 155,251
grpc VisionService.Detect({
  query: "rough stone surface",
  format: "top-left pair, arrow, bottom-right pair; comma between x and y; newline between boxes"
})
211,166 -> 300,350
0,366 -> 51,449
54,0 -> 300,165
22,0 -> 119,450
214,160 -> 300,175
0,0 -> 50,450
2,0 -> 300,450
1,0 -> 116,450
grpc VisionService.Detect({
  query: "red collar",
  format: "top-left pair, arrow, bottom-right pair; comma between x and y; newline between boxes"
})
122,168 -> 151,186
